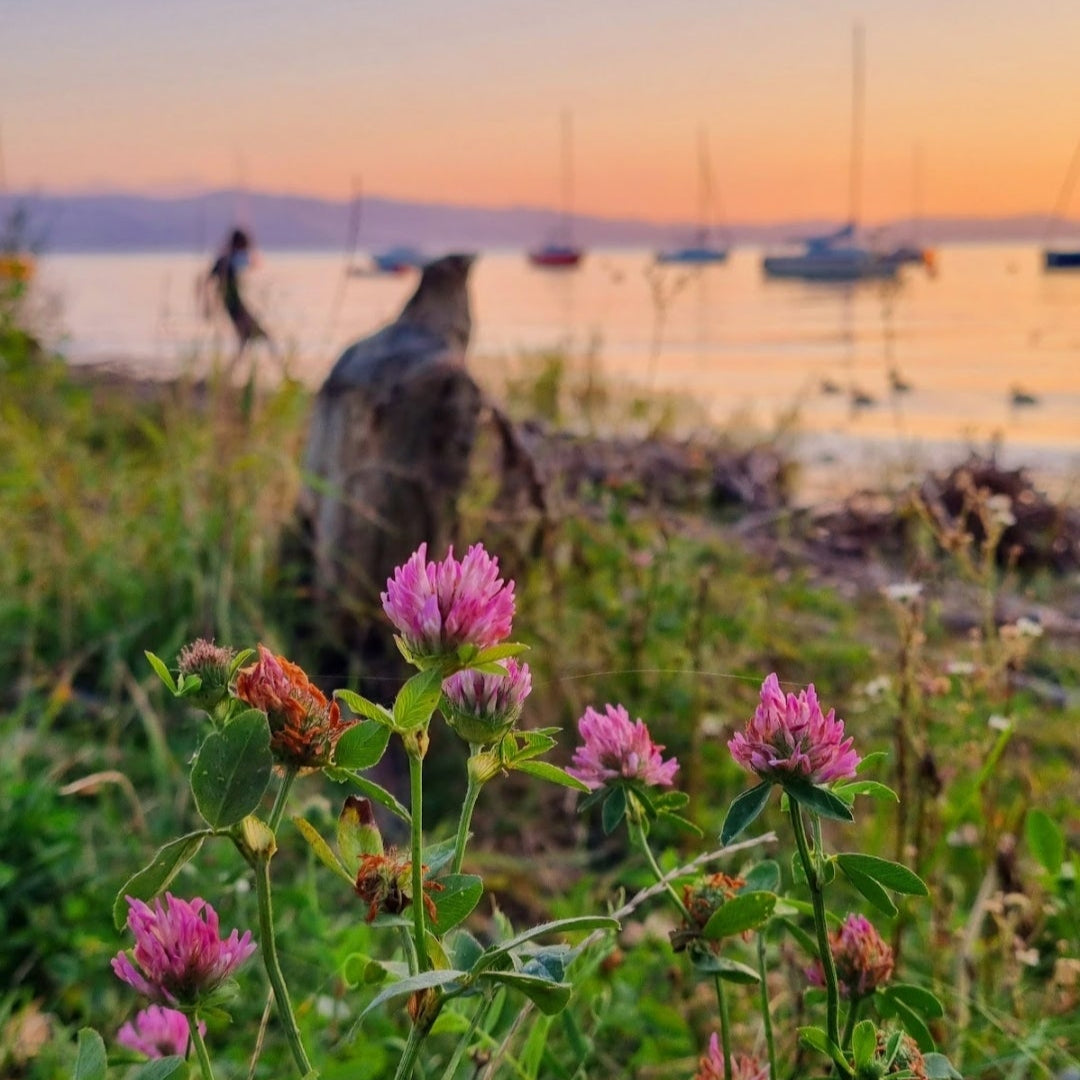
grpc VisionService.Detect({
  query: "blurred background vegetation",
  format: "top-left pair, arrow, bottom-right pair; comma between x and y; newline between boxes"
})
1,282 -> 1077,1078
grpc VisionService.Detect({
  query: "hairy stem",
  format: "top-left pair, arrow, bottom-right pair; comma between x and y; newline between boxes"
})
841,996 -> 862,1052
393,1008 -> 438,1080
254,857 -> 312,1077
268,767 -> 298,834
789,800 -> 850,1075
757,932 -> 777,1079
188,1014 -> 216,1080
451,747 -> 483,875
408,749 -> 429,970
714,974 -> 733,1080
630,816 -> 690,919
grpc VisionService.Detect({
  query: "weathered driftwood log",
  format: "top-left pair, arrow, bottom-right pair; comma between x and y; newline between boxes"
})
299,255 -> 482,633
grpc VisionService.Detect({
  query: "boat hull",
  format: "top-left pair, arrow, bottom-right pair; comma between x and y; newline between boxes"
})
762,252 -> 898,282
655,246 -> 729,265
528,246 -> 583,269
1044,250 -> 1080,270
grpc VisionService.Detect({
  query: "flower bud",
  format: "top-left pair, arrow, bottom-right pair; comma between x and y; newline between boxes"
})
442,660 -> 532,746
177,639 -> 235,711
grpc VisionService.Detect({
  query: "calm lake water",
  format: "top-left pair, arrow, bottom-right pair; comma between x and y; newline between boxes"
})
29,245 -> 1080,497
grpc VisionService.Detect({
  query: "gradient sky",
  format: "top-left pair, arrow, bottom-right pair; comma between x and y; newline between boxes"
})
5,0 -> 1080,223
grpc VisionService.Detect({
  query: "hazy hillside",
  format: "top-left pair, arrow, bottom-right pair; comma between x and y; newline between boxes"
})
1,189 -> 1075,252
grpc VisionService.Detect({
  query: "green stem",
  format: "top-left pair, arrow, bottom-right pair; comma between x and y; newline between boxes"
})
408,749 -> 430,970
268,767 -> 298,834
188,1013 -> 216,1080
451,747 -> 484,875
254,856 -> 313,1077
757,932 -> 777,1080
841,997 -> 862,1053
789,800 -> 851,1076
393,1009 -> 437,1080
713,975 -> 733,1080
630,816 -> 690,919
438,995 -> 491,1080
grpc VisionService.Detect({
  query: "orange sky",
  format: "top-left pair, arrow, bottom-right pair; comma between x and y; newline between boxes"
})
5,1 -> 1080,223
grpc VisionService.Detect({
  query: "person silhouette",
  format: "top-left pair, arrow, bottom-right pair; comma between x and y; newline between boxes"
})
204,228 -> 272,369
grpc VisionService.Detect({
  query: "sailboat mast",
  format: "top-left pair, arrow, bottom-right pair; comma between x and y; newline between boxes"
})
1045,136 -> 1080,244
697,125 -> 711,242
560,108 -> 574,244
848,22 -> 865,229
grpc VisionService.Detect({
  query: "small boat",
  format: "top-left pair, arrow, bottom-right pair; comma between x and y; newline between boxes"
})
763,224 -> 899,282
528,244 -> 582,269
656,129 -> 730,265
529,111 -> 584,270
0,252 -> 34,283
1042,136 -> 1080,271
370,246 -> 425,275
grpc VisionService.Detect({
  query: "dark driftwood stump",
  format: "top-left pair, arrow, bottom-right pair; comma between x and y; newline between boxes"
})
298,255 -> 482,651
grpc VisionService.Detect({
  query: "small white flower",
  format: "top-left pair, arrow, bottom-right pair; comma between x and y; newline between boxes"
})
946,823 -> 980,847
863,675 -> 892,700
986,494 -> 1016,527
884,582 -> 923,604
946,661 -> 976,676
988,714 -> 1012,732
1015,616 -> 1043,638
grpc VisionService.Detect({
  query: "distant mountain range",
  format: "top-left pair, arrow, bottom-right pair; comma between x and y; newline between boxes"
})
2,188 -> 1077,252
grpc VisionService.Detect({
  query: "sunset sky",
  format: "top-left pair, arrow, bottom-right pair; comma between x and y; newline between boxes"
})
5,0 -> 1080,224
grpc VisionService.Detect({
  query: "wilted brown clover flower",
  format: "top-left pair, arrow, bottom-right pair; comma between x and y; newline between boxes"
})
670,873 -> 744,954
807,913 -> 895,999
235,645 -> 354,769
354,850 -> 443,924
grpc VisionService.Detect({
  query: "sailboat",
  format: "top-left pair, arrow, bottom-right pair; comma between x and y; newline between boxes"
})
529,111 -> 584,269
656,128 -> 730,265
343,178 -> 425,276
1042,136 -> 1080,270
762,26 -> 899,284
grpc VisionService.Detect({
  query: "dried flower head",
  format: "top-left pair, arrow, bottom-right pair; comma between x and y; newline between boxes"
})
442,659 -> 532,745
235,645 -> 354,768
671,873 -> 745,954
112,894 -> 255,1007
176,638 -> 236,709
117,1006 -> 204,1059
381,543 -> 516,661
354,850 -> 443,923
728,673 -> 860,787
807,913 -> 895,999
567,704 -> 679,791
694,1034 -> 768,1080
876,1028 -> 927,1078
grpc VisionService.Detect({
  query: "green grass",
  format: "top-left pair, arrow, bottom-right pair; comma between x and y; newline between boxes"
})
1,300 -> 1077,1079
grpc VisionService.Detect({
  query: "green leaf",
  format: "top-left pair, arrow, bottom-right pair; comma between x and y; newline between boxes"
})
690,952 -> 761,983
740,860 -> 782,893
720,782 -> 773,844
1025,808 -> 1065,876
291,816 -> 354,884
923,1052 -> 963,1079
360,968 -> 468,1019
478,971 -> 572,1014
422,836 -> 459,875
190,710 -> 273,829
144,650 -> 178,694
776,916 -> 819,959
840,863 -> 898,917
470,642 -> 529,665
797,1025 -> 847,1069
334,721 -> 392,770
393,667 -> 445,732
326,768 -> 411,823
129,1058 -> 189,1080
601,786 -> 627,835
74,1029 -> 107,1080
835,854 -> 928,896
835,780 -> 899,802
852,1019 -> 877,1069
514,759 -> 590,791
702,891 -> 776,939
472,916 -> 620,975
882,984 -> 944,1020
113,830 -> 212,928
877,994 -> 935,1052
429,874 -> 484,935
785,779 -> 855,823
335,690 -> 394,726
449,929 -> 485,972
506,730 -> 558,762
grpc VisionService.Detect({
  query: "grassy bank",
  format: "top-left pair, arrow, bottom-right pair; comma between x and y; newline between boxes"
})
2,298 -> 1077,1078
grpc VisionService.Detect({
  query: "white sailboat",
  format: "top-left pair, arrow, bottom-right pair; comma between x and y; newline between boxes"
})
656,127 -> 730,265
762,25 -> 899,283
